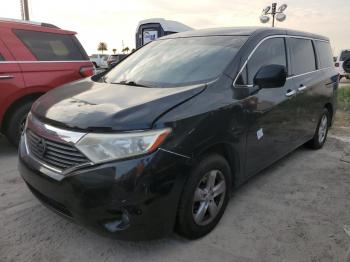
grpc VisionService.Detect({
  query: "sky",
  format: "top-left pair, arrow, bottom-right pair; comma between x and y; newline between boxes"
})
0,0 -> 349,55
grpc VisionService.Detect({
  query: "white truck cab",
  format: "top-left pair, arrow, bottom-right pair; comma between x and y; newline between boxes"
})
89,54 -> 109,69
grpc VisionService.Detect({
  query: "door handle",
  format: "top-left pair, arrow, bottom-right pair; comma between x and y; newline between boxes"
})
285,89 -> 297,97
0,75 -> 14,80
298,85 -> 307,91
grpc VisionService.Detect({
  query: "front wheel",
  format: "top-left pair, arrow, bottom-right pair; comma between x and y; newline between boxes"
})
305,108 -> 330,149
5,101 -> 33,147
176,154 -> 231,239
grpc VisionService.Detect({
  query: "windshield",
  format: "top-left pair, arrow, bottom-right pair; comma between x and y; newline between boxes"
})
103,36 -> 248,87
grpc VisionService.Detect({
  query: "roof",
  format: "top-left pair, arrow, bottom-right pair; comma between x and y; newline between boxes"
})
136,18 -> 193,33
160,26 -> 329,41
0,17 -> 75,34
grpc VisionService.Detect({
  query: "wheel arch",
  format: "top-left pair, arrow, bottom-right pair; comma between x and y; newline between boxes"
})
193,142 -> 240,187
1,92 -> 44,133
324,103 -> 334,126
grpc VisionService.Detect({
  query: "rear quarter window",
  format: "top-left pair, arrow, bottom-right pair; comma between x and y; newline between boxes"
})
315,41 -> 333,69
0,53 -> 5,61
13,29 -> 87,61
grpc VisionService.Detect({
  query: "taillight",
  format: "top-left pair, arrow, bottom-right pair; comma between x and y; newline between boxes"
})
79,66 -> 94,77
335,62 -> 339,67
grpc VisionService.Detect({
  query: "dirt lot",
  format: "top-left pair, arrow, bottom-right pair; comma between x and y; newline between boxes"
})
0,82 -> 350,262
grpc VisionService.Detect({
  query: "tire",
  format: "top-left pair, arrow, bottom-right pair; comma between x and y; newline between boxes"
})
305,108 -> 330,149
5,101 -> 33,147
176,154 -> 231,239
343,58 -> 350,73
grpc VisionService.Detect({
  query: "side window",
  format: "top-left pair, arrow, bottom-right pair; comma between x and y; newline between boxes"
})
0,53 -> 5,61
314,41 -> 333,69
289,38 -> 316,75
236,38 -> 286,86
13,29 -> 86,61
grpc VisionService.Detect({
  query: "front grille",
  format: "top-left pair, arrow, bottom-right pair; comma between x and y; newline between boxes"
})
26,129 -> 89,171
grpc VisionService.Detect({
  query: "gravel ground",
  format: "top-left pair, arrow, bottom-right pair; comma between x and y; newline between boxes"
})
1,85 -> 350,262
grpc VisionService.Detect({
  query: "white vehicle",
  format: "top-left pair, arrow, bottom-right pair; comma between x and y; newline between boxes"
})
335,49 -> 350,79
136,18 -> 193,48
89,54 -> 109,68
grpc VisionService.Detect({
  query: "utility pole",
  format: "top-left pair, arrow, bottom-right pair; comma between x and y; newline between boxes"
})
20,0 -> 30,21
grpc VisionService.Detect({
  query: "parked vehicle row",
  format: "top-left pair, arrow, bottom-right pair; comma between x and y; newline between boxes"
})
18,27 -> 339,240
0,18 -> 93,145
89,53 -> 108,68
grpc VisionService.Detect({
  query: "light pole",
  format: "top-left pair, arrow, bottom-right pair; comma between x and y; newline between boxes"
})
20,0 -> 30,21
260,3 -> 287,27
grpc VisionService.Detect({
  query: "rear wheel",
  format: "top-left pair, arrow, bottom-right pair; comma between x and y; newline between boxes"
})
176,154 -> 231,239
5,101 -> 33,147
305,108 -> 330,149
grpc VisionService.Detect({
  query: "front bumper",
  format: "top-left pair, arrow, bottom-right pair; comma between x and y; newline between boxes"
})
18,136 -> 190,240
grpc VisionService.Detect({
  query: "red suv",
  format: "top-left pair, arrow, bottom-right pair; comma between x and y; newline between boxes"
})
0,18 -> 93,145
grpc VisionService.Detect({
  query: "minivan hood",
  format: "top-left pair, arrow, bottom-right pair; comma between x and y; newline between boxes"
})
31,78 -> 206,131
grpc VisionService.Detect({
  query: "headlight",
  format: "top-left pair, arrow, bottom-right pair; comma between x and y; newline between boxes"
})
76,128 -> 171,163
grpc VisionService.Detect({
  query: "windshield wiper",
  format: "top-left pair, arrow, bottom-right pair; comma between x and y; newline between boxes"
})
113,80 -> 148,87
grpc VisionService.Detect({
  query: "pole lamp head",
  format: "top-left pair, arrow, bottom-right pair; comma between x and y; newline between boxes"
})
278,4 -> 288,12
276,13 -> 286,22
262,6 -> 271,15
260,15 -> 270,23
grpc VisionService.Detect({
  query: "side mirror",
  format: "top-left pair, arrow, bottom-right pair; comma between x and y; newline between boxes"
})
254,64 -> 287,89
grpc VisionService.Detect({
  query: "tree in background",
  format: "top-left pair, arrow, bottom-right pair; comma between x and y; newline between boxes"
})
97,42 -> 108,54
112,48 -> 117,54
122,47 -> 130,54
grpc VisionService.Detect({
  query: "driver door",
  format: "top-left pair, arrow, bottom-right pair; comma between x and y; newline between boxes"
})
235,37 -> 299,177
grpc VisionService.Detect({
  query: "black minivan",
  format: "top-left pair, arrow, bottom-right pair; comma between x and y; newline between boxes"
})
18,27 -> 339,240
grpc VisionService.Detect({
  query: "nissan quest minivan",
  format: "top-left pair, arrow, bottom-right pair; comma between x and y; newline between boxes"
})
18,27 -> 339,240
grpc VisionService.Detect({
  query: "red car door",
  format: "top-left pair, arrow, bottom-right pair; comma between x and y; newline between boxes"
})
0,38 -> 25,126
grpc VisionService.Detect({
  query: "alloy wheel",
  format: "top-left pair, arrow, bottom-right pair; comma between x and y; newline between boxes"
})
318,114 -> 328,144
192,170 -> 226,226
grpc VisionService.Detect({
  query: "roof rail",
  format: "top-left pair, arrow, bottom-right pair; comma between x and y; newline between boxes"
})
0,17 -> 59,29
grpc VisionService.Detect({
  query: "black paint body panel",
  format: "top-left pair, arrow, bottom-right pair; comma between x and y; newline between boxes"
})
19,27 -> 339,240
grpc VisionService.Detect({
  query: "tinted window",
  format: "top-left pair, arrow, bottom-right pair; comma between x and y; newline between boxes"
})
289,38 -> 316,75
236,38 -> 286,85
104,36 -> 248,87
340,50 -> 350,61
14,29 -> 86,61
0,53 -> 4,61
315,41 -> 333,68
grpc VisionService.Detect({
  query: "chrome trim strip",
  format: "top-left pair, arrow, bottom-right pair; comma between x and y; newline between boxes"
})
0,75 -> 14,79
0,60 -> 90,64
42,124 -> 87,144
27,114 -> 86,144
233,34 -> 330,86
159,148 -> 191,159
286,67 -> 333,80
